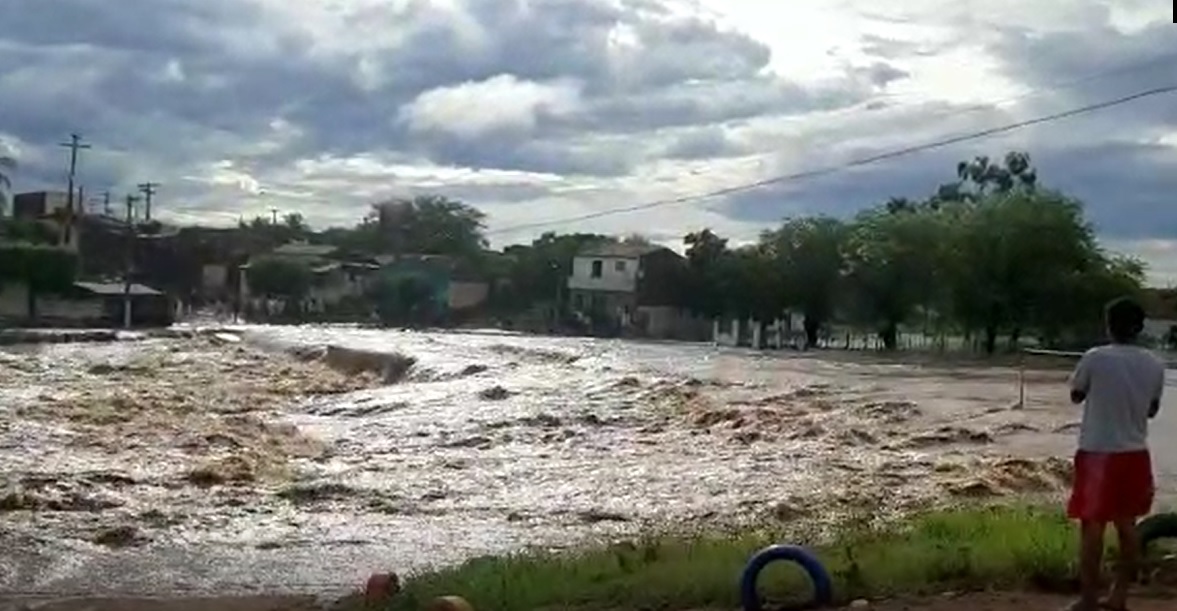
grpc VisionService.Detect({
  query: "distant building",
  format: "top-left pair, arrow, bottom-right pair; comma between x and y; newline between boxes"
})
566,242 -> 700,339
10,191 -> 81,251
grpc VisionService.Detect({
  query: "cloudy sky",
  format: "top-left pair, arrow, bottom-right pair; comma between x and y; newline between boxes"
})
1,0 -> 1176,284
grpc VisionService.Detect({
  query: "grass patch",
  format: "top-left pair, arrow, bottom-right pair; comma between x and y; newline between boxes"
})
386,504 -> 1080,611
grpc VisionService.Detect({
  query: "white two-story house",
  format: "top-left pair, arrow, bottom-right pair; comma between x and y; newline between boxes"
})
565,241 -> 696,338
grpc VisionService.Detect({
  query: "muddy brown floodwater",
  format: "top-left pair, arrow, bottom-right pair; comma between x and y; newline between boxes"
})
1,326 -> 1174,599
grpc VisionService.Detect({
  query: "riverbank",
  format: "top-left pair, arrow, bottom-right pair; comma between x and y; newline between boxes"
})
3,504 -> 1174,611
386,503 -> 1176,611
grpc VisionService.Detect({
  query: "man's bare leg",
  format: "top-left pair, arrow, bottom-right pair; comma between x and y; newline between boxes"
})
1069,520 -> 1105,610
1104,518 -> 1140,610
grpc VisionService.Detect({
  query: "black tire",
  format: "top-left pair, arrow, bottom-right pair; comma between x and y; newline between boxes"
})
1138,512 -> 1177,555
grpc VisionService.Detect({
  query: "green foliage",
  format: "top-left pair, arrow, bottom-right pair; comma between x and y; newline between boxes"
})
682,150 -> 1146,353
759,216 -> 848,345
384,504 -> 1082,611
0,218 -> 58,245
323,195 -> 488,258
368,272 -> 441,326
245,256 -> 313,299
0,243 -> 79,302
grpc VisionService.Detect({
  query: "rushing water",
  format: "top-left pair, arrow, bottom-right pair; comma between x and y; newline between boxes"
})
0,325 -> 1174,597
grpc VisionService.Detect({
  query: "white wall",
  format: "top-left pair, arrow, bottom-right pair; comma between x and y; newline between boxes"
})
567,256 -> 639,292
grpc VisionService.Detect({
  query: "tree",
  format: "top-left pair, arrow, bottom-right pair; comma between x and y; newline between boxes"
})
760,217 -> 847,348
361,195 -> 488,257
682,229 -> 731,319
726,245 -> 786,345
843,205 -> 944,349
283,213 -> 308,233
942,188 -> 1102,353
368,272 -> 440,326
245,256 -> 313,310
0,243 -> 79,319
1,218 -> 58,245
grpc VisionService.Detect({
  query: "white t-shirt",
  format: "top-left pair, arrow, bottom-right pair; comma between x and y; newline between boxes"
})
1069,343 -> 1166,452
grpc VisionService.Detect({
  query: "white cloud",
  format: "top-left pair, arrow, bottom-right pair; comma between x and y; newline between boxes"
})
398,75 -> 584,139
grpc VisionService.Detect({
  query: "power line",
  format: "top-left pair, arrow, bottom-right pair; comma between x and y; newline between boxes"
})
486,83 -> 1177,236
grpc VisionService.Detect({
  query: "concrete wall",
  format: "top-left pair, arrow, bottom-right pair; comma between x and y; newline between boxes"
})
0,282 -> 29,318
449,281 -> 488,310
39,296 -> 103,319
202,264 -> 227,290
0,282 -> 103,322
635,305 -> 708,340
568,255 -> 639,292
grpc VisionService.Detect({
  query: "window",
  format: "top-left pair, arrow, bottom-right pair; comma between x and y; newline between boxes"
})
615,260 -> 626,272
590,260 -> 603,278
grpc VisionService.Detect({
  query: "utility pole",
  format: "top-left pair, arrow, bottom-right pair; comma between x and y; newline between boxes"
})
59,133 -> 90,214
138,182 -> 159,221
122,194 -> 140,329
102,191 -> 112,216
270,207 -> 279,224
59,134 -> 90,247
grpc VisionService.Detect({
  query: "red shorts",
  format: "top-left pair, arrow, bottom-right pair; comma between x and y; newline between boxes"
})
1067,449 -> 1154,522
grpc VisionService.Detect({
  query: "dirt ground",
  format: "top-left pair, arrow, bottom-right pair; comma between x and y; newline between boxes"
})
1,591 -> 1175,611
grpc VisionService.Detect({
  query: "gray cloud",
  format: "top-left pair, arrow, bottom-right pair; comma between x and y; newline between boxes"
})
0,0 -> 1175,284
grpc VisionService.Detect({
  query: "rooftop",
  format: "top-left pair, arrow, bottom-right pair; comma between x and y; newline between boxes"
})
577,241 -> 667,258
74,281 -> 162,296
271,242 -> 337,256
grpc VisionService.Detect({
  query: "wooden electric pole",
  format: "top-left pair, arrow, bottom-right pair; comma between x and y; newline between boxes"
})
122,193 -> 140,328
59,133 -> 90,214
138,182 -> 159,221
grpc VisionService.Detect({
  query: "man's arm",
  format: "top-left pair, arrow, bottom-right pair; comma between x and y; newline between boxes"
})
1148,363 -> 1164,418
1069,353 -> 1091,405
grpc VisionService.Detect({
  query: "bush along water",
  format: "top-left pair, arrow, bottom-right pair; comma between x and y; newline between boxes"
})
381,504 -> 1100,611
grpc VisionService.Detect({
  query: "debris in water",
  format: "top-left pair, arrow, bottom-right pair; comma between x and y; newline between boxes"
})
93,525 -> 146,548
577,509 -> 629,523
459,364 -> 489,376
478,385 -> 512,400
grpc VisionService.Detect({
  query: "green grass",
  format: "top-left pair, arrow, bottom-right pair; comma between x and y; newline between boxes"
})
385,504 -> 1083,611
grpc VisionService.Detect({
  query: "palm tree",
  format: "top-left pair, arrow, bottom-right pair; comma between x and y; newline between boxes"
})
0,155 -> 15,214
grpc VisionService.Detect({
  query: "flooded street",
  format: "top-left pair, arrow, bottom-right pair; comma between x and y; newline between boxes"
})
1,326 -> 1174,598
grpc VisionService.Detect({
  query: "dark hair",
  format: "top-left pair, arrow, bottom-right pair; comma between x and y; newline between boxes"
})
1105,296 -> 1146,342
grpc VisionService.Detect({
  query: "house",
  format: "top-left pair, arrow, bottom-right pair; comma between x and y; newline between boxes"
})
71,281 -> 174,327
565,242 -> 700,339
304,261 -> 379,313
238,241 -> 346,310
269,241 -> 339,260
0,280 -> 172,327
